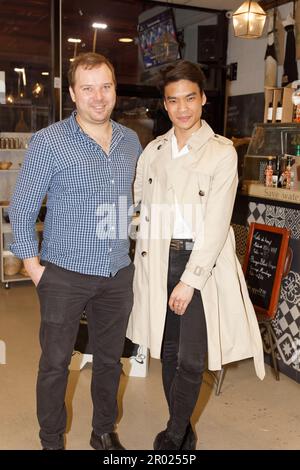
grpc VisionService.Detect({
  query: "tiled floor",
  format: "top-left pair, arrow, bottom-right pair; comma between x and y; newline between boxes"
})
1,283 -> 300,450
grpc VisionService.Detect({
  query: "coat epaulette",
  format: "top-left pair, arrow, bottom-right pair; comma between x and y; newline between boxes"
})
212,134 -> 233,145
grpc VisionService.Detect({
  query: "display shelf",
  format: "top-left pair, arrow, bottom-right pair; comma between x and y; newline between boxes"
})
241,181 -> 300,205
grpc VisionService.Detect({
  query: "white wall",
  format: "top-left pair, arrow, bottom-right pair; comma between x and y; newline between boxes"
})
227,2 -> 299,96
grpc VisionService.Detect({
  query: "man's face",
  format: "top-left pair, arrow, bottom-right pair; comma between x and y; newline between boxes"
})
69,64 -> 116,126
164,79 -> 206,134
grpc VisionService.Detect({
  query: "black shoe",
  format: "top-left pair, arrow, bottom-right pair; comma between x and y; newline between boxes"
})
90,431 -> 126,450
153,424 -> 196,451
153,430 -> 181,450
42,447 -> 64,450
181,424 -> 196,450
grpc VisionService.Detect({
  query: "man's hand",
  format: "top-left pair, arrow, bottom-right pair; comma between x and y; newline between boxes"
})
24,257 -> 45,287
168,281 -> 194,315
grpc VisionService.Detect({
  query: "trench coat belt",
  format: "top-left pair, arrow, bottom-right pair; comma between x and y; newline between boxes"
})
169,239 -> 194,251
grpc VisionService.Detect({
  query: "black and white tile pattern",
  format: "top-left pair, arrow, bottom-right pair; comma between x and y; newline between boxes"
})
244,200 -> 300,380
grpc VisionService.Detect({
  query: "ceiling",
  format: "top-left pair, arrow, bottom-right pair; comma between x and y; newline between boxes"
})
1,0 -> 235,90
0,0 -> 279,95
152,0 -> 243,11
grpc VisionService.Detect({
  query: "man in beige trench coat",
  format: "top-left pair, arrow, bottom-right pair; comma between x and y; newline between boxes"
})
127,60 -> 265,450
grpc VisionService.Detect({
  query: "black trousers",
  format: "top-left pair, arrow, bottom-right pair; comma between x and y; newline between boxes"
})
36,262 -> 134,449
161,248 -> 208,440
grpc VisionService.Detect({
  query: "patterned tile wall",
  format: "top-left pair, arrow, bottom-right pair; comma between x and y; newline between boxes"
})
245,201 -> 300,380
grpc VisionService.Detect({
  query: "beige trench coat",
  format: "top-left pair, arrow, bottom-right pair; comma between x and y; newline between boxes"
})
127,121 -> 265,380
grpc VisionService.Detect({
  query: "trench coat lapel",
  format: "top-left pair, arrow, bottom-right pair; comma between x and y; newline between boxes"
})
149,121 -> 215,191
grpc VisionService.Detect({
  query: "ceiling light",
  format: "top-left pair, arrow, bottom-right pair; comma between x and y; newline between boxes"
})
92,22 -> 107,30
68,38 -> 82,43
41,72 -> 49,76
118,38 -> 133,43
14,67 -> 26,86
92,22 -> 108,53
232,1 -> 266,38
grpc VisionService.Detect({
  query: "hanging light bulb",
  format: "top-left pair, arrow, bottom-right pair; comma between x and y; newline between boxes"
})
232,1 -> 267,39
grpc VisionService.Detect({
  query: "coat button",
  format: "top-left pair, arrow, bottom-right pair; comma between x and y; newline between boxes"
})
199,190 -> 205,196
141,251 -> 147,257
148,178 -> 152,184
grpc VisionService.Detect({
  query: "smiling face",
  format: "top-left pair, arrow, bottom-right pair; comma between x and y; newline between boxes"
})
164,79 -> 206,138
69,63 -> 116,127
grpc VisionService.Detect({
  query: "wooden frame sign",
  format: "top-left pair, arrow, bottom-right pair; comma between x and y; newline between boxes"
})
243,223 -> 290,318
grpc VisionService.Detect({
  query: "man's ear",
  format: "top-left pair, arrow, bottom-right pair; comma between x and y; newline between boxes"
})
163,99 -> 167,111
69,86 -> 76,103
202,92 -> 207,106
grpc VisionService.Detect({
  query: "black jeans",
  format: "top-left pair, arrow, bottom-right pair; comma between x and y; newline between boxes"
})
161,248 -> 207,441
36,262 -> 134,449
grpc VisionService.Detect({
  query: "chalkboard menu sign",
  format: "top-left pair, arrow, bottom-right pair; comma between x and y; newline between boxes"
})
243,223 -> 290,318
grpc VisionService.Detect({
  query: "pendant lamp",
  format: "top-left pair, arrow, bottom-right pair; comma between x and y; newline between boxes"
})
232,1 -> 267,38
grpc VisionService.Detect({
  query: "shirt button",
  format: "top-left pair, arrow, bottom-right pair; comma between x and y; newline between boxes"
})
111,179 -> 115,184
111,226 -> 115,231
199,190 -> 205,196
109,248 -> 112,252
148,178 -> 152,184
141,251 -> 147,257
145,216 -> 150,222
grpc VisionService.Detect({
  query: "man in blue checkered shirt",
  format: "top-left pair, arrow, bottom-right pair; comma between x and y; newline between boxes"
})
9,53 -> 142,450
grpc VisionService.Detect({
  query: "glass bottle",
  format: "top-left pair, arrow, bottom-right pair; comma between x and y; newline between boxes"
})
265,156 -> 273,187
267,102 -> 273,123
276,101 -> 282,122
284,156 -> 292,190
272,156 -> 281,188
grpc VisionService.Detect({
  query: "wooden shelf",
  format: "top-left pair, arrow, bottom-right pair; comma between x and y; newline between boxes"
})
0,169 -> 19,173
241,181 -> 300,205
2,273 -> 31,282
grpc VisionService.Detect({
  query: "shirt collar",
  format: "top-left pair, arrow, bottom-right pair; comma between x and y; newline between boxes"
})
68,110 -> 124,143
171,132 -> 189,159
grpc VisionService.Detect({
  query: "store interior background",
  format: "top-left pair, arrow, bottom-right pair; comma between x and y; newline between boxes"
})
1,0 -> 298,138
1,0 -> 300,450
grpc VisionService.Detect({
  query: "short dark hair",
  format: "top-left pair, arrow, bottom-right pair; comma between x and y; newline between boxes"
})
160,60 -> 205,96
68,52 -> 116,89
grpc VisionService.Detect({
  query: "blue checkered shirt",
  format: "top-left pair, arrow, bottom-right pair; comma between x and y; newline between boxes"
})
9,112 -> 142,276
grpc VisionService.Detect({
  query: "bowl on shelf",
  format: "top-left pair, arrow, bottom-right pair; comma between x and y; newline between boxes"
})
0,161 -> 13,170
4,256 -> 22,276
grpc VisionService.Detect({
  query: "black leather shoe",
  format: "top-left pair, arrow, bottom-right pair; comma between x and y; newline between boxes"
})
153,424 -> 196,451
153,430 -> 181,450
42,447 -> 64,450
90,431 -> 126,450
181,424 -> 196,450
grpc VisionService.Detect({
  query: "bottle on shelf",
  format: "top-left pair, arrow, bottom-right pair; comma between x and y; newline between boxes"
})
290,171 -> 295,190
284,156 -> 292,190
267,101 -> 273,123
272,155 -> 281,188
276,101 -> 283,122
264,156 -> 273,187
